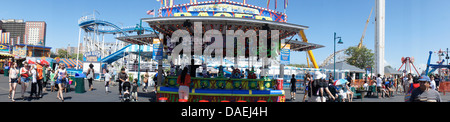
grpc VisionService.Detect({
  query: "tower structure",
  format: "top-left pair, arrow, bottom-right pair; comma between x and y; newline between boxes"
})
375,0 -> 385,76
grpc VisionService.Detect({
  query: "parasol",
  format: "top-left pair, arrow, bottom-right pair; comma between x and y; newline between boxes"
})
333,79 -> 348,86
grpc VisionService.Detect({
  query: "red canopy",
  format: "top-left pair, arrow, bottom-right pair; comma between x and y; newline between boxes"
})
27,60 -> 35,64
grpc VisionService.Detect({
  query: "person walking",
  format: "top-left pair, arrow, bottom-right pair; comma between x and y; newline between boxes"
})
290,74 -> 297,101
19,62 -> 30,99
104,69 -> 111,93
29,64 -> 38,99
302,73 -> 311,102
131,78 -> 138,101
55,63 -> 67,102
142,69 -> 149,92
36,61 -> 44,98
118,68 -> 128,96
376,74 -> 383,98
409,75 -> 441,102
86,63 -> 95,91
177,67 -> 191,100
8,62 -> 19,102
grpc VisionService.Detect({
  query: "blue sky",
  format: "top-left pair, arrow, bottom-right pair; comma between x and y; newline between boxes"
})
2,0 -> 450,73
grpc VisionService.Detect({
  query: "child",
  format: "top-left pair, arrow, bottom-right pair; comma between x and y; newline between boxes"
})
131,78 -> 139,101
104,69 -> 111,93
50,70 -> 56,92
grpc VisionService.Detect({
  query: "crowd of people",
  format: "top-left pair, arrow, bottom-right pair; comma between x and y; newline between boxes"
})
291,71 -> 443,102
7,60 -> 69,102
4,59 -> 445,102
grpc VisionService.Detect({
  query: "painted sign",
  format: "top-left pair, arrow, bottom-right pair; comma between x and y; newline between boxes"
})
152,39 -> 163,61
280,44 -> 290,65
83,51 -> 101,62
0,44 -> 9,52
160,1 -> 287,22
13,46 -> 27,58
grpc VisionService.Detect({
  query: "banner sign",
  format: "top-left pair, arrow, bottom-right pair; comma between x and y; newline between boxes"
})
13,46 -> 27,58
280,44 -> 290,65
0,44 -> 9,52
160,1 -> 287,22
83,51 -> 101,62
152,39 -> 163,61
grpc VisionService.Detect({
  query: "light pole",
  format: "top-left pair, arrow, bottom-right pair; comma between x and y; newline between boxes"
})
334,32 -> 343,79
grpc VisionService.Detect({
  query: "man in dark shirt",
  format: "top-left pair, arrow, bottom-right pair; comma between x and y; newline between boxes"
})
118,68 -> 128,95
290,74 -> 297,101
409,75 -> 441,102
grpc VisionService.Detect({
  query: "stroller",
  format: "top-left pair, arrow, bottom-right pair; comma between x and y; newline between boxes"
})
120,82 -> 135,102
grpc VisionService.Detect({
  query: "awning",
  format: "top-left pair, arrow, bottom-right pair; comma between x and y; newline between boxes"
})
60,58 -> 83,69
0,52 -> 13,57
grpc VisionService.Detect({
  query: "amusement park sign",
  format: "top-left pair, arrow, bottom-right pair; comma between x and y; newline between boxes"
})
188,4 -> 259,15
160,1 -> 287,22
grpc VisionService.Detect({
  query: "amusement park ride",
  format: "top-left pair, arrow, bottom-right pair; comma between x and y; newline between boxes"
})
397,57 -> 420,75
425,49 -> 450,76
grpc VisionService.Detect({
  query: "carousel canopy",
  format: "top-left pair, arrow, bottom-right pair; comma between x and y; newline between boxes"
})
115,33 -> 159,45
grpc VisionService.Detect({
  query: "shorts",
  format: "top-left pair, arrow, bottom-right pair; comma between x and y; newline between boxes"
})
291,86 -> 297,93
56,79 -> 63,84
377,86 -> 382,93
10,78 -> 18,83
21,77 -> 30,83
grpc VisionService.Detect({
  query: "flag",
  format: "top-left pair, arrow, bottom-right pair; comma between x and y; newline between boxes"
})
164,0 -> 167,6
157,0 -> 163,5
243,0 -> 246,4
147,10 -> 155,15
169,0 -> 173,6
284,0 -> 288,9
275,0 -> 277,9
267,0 -> 270,8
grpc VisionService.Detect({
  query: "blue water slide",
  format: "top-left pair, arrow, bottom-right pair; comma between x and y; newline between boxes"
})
101,44 -> 132,64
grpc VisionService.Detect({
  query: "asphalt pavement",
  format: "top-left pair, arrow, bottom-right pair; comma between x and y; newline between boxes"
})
1,74 -> 449,102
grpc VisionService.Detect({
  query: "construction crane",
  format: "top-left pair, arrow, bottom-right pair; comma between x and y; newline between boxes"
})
320,7 -> 374,67
357,7 -> 374,49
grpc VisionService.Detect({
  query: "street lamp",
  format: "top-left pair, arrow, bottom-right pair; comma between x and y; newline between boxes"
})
334,32 -> 343,79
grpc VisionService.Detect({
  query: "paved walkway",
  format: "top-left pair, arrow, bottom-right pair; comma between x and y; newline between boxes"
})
0,74 -> 157,102
2,74 -> 449,102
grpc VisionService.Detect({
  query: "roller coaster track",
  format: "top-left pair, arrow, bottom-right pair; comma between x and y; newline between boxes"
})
78,19 -> 155,36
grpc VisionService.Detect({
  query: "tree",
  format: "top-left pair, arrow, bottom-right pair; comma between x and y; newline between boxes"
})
345,45 -> 374,69
57,49 -> 68,58
287,64 -> 308,68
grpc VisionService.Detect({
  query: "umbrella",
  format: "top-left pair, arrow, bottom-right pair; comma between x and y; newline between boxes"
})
27,59 -> 35,64
40,60 -> 50,65
333,79 -> 348,86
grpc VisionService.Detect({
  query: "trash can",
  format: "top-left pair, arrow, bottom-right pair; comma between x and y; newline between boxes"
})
276,78 -> 283,90
73,73 -> 86,93
3,67 -> 9,77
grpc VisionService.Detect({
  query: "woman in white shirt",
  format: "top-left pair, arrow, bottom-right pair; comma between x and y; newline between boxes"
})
55,63 -> 67,102
8,62 -> 18,102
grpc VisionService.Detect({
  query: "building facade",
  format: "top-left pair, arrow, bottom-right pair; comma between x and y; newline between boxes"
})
25,21 -> 46,46
0,19 -> 26,45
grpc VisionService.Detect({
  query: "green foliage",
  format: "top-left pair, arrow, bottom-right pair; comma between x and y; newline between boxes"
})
287,64 -> 308,68
345,45 -> 374,69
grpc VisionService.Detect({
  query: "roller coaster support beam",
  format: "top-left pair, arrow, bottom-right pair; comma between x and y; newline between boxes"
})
299,30 -> 319,69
